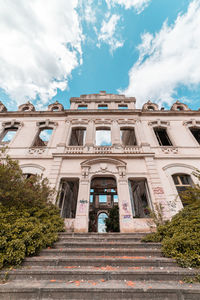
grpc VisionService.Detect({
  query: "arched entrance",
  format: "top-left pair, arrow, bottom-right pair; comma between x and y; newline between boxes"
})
89,176 -> 119,232
98,213 -> 108,233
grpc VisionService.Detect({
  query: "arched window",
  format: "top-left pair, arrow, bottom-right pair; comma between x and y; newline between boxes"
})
172,173 -> 193,205
98,213 -> 108,233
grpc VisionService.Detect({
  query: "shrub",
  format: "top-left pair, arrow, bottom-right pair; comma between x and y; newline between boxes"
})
0,152 -> 64,269
142,173 -> 200,268
0,203 -> 64,269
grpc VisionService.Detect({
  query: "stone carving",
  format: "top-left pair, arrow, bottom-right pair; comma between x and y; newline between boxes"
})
142,100 -> 159,111
48,101 -> 64,112
28,148 -> 46,155
170,101 -> 190,111
18,101 -> 35,112
161,147 -> 178,154
0,102 -> 7,113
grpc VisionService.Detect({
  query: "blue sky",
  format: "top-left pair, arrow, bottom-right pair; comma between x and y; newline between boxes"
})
0,0 -> 200,110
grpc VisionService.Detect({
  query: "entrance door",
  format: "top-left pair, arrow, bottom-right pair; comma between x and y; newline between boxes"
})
89,177 -> 119,232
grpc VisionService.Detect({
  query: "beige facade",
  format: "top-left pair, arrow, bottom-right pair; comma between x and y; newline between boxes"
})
0,91 -> 200,233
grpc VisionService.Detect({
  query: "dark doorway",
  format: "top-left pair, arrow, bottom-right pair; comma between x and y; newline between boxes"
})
89,177 -> 119,232
58,179 -> 79,218
129,178 -> 151,218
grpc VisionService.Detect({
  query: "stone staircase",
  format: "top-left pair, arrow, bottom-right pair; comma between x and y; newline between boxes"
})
1,233 -> 200,299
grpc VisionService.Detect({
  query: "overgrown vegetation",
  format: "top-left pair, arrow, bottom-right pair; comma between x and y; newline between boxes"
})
142,171 -> 200,268
0,152 -> 64,269
105,206 -> 120,232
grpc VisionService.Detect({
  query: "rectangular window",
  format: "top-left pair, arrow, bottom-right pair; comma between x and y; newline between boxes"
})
98,105 -> 108,109
120,128 -> 137,146
69,128 -> 86,146
154,128 -> 172,146
1,128 -> 17,144
118,105 -> 128,109
78,105 -> 88,110
96,129 -> 111,146
33,128 -> 53,147
190,128 -> 200,144
59,179 -> 79,218
129,179 -> 151,218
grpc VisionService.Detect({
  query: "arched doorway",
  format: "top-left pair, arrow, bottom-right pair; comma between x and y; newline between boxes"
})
98,213 -> 108,233
89,176 -> 119,232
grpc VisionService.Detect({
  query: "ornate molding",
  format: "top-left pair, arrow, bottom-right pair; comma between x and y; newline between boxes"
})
142,100 -> 159,111
48,101 -> 64,112
170,101 -> 190,111
18,101 -> 35,112
148,119 -> 170,127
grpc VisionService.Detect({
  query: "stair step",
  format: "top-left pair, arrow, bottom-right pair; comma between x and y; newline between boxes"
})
39,248 -> 162,257
1,280 -> 200,300
23,256 -> 176,267
54,242 -> 161,249
58,237 -> 146,242
3,266 -> 198,282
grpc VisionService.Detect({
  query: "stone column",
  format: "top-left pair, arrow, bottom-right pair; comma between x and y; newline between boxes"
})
85,120 -> 95,147
111,120 -> 121,147
74,178 -> 90,233
117,176 -> 134,233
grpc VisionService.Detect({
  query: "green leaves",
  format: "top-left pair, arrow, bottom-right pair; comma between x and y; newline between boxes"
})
0,204 -> 64,269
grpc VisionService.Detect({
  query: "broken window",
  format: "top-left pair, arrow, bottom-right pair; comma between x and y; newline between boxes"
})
69,127 -> 86,146
98,104 -> 108,109
172,174 -> 193,206
0,127 -> 17,144
33,128 -> 53,147
96,128 -> 111,146
58,179 -> 79,218
118,105 -> 128,109
154,127 -> 172,146
190,127 -> 200,144
120,128 -> 137,146
129,179 -> 151,218
78,105 -> 88,109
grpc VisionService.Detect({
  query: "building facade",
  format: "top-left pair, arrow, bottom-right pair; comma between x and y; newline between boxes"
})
0,91 -> 200,233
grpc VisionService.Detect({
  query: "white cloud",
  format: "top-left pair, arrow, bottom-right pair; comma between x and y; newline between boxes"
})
0,0 -> 83,107
122,0 -> 200,107
98,14 -> 123,53
79,0 -> 96,25
106,0 -> 151,14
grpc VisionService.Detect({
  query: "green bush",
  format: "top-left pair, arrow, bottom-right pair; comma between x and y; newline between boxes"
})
0,203 -> 64,269
0,152 -> 64,269
142,181 -> 200,267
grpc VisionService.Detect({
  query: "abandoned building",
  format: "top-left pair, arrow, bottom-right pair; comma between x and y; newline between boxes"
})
0,91 -> 200,233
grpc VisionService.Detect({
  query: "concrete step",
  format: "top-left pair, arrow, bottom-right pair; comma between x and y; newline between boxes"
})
58,233 -> 147,238
23,256 -> 176,267
1,279 -> 200,299
39,248 -> 162,257
3,266 -> 198,282
58,236 -> 146,242
54,241 -> 161,249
